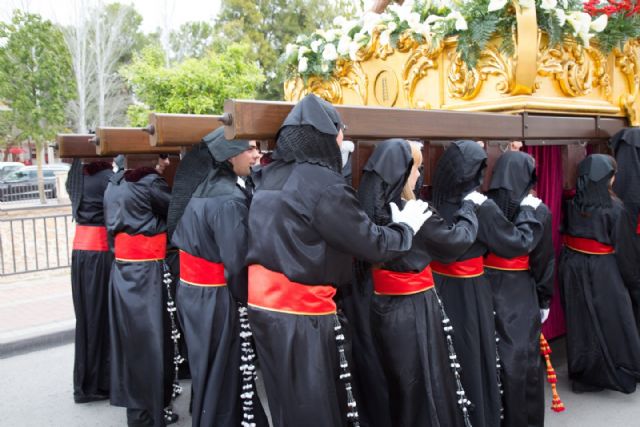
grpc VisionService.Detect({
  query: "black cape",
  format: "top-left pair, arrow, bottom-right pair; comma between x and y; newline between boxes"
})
68,162 -> 114,403
104,169 -> 172,426
485,151 -> 553,427
560,162 -> 640,392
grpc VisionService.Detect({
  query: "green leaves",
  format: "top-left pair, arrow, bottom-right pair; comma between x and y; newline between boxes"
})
122,43 -> 265,126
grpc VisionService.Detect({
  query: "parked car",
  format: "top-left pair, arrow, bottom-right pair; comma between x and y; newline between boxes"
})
0,162 -> 25,180
0,164 -> 70,202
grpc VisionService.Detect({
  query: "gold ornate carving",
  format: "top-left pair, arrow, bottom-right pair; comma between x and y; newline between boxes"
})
306,77 -> 343,104
401,39 -> 442,108
447,51 -> 482,100
587,47 -> 612,101
538,41 -> 593,97
284,77 -> 306,102
335,59 -> 369,105
615,40 -> 640,126
373,68 -> 399,107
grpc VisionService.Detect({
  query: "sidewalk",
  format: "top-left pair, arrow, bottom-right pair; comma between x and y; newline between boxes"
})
0,268 -> 74,358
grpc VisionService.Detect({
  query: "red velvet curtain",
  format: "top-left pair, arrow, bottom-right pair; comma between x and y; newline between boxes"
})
524,145 -> 566,339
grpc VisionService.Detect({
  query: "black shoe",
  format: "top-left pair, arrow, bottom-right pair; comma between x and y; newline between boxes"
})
74,393 -> 109,403
572,381 -> 604,393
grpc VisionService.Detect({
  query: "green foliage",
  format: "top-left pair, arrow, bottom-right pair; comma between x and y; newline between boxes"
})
215,0 -> 348,100
169,21 -> 215,63
455,0 -> 499,68
0,11 -> 74,145
595,15 -> 640,53
121,43 -> 265,126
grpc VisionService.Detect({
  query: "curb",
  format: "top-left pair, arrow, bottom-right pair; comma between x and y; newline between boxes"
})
0,320 -> 75,359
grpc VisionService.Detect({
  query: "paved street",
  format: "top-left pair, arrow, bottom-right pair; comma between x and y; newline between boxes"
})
1,340 -> 640,426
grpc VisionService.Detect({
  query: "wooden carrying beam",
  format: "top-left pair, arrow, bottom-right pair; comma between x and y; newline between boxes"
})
147,113 -> 223,146
55,134 -> 101,158
222,99 -> 524,140
94,127 -> 180,156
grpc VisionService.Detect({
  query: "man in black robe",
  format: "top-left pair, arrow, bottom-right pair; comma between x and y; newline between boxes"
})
172,128 -> 267,426
610,127 -> 640,327
246,94 -> 431,427
484,151 -> 554,427
104,163 -> 176,426
560,154 -> 640,393
430,140 -> 543,427
66,159 -> 114,403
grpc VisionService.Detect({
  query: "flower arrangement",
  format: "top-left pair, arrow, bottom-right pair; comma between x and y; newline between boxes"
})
283,0 -> 639,81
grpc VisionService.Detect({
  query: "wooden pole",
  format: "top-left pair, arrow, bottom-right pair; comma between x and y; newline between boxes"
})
94,127 -> 180,156
222,99 -> 524,140
146,113 -> 223,146
55,134 -> 102,158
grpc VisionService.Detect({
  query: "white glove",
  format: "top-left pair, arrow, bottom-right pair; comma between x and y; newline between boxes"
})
520,194 -> 542,209
463,190 -> 488,206
390,199 -> 433,235
540,308 -> 550,324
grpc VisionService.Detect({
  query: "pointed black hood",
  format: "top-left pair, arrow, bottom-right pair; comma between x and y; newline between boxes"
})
574,154 -> 616,213
488,151 -> 537,220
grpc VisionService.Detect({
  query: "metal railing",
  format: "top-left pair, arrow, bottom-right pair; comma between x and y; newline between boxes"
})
0,183 -> 58,205
0,214 -> 74,276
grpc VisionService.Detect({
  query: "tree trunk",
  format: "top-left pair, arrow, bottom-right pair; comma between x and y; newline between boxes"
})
36,141 -> 46,204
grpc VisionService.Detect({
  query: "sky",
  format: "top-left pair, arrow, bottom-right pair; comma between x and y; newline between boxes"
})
0,0 -> 223,33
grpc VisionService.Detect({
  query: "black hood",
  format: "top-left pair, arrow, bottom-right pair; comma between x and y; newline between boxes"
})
610,127 -> 640,154
358,139 -> 413,225
574,154 -> 616,213
488,151 -> 537,221
432,140 -> 487,222
272,95 -> 343,173
203,127 -> 250,162
65,158 -> 84,221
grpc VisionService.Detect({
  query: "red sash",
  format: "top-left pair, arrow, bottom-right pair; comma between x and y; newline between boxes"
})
114,232 -> 167,262
636,214 -> 640,235
372,265 -> 435,295
430,257 -> 484,278
248,264 -> 336,315
73,225 -> 109,252
563,235 -> 614,255
484,253 -> 530,271
179,250 -> 226,286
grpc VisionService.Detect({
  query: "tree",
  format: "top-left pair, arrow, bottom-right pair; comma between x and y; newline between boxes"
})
121,43 -> 265,126
63,1 -> 148,133
0,11 -> 75,202
169,21 -> 215,63
215,0 -> 363,100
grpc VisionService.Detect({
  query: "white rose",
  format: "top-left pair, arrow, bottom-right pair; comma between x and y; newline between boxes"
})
322,43 -> 338,61
406,12 -> 422,30
297,46 -> 310,60
321,62 -> 330,73
387,21 -> 398,33
488,0 -> 508,12
337,36 -> 351,55
310,39 -> 322,53
447,11 -> 467,31
379,29 -> 391,46
298,57 -> 308,73
540,0 -> 557,10
325,29 -> 340,43
590,14 -> 608,33
285,43 -> 298,58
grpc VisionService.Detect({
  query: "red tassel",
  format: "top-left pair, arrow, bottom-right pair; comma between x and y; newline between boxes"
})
540,333 -> 566,413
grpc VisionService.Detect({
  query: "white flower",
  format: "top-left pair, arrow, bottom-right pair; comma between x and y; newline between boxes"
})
540,0 -> 557,10
295,35 -> 306,44
387,21 -> 398,33
567,11 -> 594,46
425,15 -> 443,25
406,12 -> 422,31
333,16 -> 347,28
590,14 -> 608,33
488,0 -> 508,12
297,46 -> 310,60
554,9 -> 566,27
362,12 -> 383,35
379,29 -> 391,46
298,57 -> 308,73
285,43 -> 298,58
310,39 -> 322,53
337,36 -> 351,55
353,31 -> 369,45
324,29 -> 340,43
447,11 -> 468,31
349,41 -> 361,61
321,62 -> 330,73
322,43 -> 338,61
519,0 -> 535,8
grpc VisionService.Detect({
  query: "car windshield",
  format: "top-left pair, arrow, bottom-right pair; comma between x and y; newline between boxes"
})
4,170 -> 27,180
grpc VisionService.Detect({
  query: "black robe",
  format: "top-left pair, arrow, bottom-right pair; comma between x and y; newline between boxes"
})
433,200 -> 542,427
560,197 -> 640,392
70,165 -> 114,402
485,204 -> 554,427
246,161 -> 414,427
104,169 -> 172,426
171,173 -> 267,427
369,201 -> 478,427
